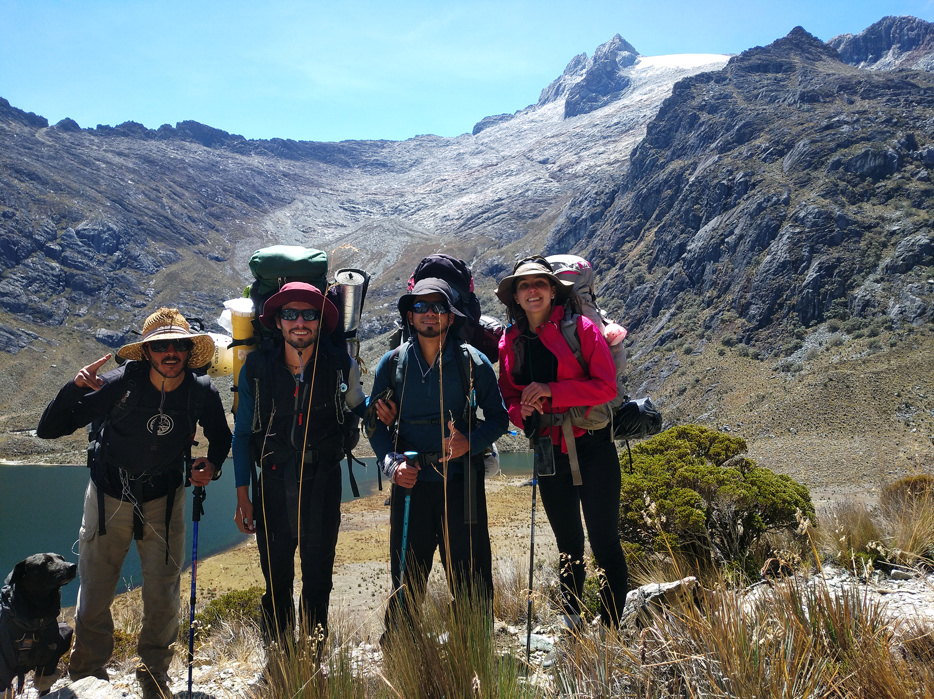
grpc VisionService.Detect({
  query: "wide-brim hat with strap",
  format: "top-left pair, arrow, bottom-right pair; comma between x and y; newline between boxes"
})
259,281 -> 339,334
495,256 -> 573,308
117,307 -> 216,368
397,277 -> 467,320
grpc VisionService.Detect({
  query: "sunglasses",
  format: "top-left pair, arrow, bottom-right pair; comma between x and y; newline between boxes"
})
278,307 -> 321,322
411,301 -> 450,315
147,338 -> 194,353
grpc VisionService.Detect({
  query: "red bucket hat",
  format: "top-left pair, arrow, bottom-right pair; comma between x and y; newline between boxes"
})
259,282 -> 339,334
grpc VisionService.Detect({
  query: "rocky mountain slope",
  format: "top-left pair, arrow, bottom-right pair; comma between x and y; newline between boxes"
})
2,17 -> 933,498
547,23 -> 934,491
0,35 -> 729,458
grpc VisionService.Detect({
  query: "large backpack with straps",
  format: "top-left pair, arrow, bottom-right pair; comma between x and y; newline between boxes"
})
86,361 -> 212,542
243,244 -> 370,495
364,338 -> 487,450
399,254 -> 504,363
546,254 -> 630,431
545,254 -> 662,444
86,361 -> 211,478
247,245 -> 330,349
370,337 -> 493,520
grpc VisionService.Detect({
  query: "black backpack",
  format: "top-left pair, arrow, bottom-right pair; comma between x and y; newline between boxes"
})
85,362 -> 211,544
86,361 -> 211,481
242,245 -> 371,496
399,253 -> 504,363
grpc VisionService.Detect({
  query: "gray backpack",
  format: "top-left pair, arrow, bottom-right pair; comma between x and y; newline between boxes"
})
546,254 -> 628,430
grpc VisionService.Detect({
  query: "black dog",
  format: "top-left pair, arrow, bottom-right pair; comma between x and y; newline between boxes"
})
0,553 -> 77,697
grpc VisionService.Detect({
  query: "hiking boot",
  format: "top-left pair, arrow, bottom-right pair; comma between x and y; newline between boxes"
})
136,665 -> 172,699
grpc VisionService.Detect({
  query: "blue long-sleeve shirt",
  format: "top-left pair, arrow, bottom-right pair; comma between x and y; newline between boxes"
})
368,339 -> 508,482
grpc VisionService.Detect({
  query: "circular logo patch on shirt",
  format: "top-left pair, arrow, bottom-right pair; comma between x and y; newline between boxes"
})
148,413 -> 175,437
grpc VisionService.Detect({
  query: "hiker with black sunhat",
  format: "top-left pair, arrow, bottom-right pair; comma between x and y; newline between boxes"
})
37,308 -> 231,699
367,278 -> 508,641
231,281 -> 366,658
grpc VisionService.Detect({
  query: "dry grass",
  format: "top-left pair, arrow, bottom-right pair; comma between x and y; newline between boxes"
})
97,546 -> 934,698
818,474 -> 934,572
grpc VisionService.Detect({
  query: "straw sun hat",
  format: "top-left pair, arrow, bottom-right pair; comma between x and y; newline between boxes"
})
117,307 -> 215,368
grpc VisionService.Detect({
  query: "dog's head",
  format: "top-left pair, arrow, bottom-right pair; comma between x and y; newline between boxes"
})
5,553 -> 77,616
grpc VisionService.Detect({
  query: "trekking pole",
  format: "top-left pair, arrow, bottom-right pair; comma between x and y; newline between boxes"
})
525,450 -> 539,665
187,485 -> 206,699
397,452 -> 417,607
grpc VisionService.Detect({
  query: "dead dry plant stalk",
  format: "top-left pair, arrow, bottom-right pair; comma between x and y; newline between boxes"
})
883,488 -> 934,568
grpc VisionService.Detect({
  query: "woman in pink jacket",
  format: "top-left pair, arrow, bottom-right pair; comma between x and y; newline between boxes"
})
496,256 -> 629,632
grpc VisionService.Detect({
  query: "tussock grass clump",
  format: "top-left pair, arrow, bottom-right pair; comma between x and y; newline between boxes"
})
380,586 -> 536,699
820,475 -> 934,571
820,499 -> 884,571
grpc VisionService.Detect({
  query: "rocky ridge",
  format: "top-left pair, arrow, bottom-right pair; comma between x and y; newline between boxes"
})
550,24 -> 934,352
1,17 -> 934,496
829,15 -> 934,71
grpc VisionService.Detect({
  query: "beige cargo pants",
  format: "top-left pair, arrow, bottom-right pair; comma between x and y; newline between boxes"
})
68,479 -> 186,681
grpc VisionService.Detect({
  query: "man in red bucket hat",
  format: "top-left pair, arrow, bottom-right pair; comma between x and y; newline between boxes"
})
231,282 -> 365,664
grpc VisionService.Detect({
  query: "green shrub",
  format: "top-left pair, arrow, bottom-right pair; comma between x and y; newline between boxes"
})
618,425 -> 814,574
843,317 -> 865,334
190,586 -> 264,642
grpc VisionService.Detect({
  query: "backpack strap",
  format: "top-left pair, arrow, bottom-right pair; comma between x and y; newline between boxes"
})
90,362 -> 147,536
333,348 -> 366,498
559,313 -> 588,374
451,341 -> 485,524
547,412 -> 584,487
553,315 -> 586,487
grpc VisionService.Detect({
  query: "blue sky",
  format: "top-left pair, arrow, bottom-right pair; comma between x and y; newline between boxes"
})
2,0 -> 933,143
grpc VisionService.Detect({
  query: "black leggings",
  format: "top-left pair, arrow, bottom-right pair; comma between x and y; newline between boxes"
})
537,426 -> 629,627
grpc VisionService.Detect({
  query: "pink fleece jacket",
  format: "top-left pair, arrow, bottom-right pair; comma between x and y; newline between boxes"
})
498,304 -> 616,453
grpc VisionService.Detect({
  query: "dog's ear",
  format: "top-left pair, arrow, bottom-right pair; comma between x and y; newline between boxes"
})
10,559 -> 27,585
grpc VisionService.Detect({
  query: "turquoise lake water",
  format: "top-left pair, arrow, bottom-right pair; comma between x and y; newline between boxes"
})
1,452 -> 533,606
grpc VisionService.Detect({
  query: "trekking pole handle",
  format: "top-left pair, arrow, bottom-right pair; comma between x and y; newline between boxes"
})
402,451 -> 418,494
192,486 -> 206,522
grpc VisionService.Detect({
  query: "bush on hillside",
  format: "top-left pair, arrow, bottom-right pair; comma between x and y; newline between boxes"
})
184,586 -> 264,643
619,425 -> 814,573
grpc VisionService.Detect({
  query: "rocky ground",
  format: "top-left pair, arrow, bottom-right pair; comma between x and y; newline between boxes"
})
12,464 -> 934,698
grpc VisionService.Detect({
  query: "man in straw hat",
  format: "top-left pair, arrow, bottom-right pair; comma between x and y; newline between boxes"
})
37,307 -> 231,698
367,278 -> 508,643
231,281 -> 365,659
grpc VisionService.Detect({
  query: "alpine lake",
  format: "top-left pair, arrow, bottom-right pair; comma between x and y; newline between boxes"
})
1,452 -> 533,606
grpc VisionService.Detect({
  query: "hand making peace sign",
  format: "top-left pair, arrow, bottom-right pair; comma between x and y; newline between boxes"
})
74,354 -> 112,390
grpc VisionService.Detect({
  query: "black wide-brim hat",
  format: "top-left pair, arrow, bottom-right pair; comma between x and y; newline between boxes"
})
259,281 -> 339,334
397,278 -> 467,319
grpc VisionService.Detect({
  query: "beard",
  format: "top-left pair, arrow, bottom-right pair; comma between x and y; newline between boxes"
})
414,325 -> 443,338
148,354 -> 187,379
285,326 -> 318,350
